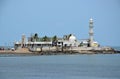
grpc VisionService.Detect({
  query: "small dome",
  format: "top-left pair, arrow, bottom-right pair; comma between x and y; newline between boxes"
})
69,35 -> 76,42
15,41 -> 20,44
90,18 -> 93,22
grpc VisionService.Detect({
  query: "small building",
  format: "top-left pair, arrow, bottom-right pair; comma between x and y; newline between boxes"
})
14,41 -> 22,49
57,34 -> 80,47
92,41 -> 99,47
79,39 -> 89,47
27,41 -> 52,52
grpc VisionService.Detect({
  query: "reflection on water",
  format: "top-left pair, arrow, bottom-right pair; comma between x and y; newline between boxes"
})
0,54 -> 120,79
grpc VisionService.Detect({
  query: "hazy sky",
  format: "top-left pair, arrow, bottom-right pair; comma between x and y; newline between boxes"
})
0,0 -> 120,46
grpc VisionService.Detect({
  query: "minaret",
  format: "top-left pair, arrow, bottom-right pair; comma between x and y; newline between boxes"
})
21,34 -> 26,48
89,18 -> 94,47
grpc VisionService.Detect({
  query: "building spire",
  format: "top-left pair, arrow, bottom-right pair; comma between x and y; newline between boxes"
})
21,34 -> 26,48
89,18 -> 94,47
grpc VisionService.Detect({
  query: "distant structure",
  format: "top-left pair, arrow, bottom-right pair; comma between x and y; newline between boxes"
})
60,34 -> 79,47
89,18 -> 94,47
21,34 -> 26,48
14,18 -> 99,51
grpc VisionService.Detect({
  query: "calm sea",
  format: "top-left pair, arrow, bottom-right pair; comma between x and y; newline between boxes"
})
0,54 -> 120,79
113,46 -> 120,51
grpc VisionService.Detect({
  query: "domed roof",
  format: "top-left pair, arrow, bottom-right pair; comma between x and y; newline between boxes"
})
90,18 -> 93,23
69,34 -> 76,42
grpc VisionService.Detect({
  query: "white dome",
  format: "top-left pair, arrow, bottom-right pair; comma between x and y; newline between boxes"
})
69,35 -> 76,42
90,18 -> 93,22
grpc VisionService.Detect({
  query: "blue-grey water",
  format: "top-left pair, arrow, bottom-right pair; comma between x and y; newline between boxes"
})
113,46 -> 120,51
0,54 -> 120,79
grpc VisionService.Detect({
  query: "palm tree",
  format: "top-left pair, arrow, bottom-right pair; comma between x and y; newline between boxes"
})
42,35 -> 49,41
68,34 -> 72,39
52,35 -> 58,42
34,33 -> 39,42
63,34 -> 72,40
52,35 -> 58,46
63,35 -> 67,40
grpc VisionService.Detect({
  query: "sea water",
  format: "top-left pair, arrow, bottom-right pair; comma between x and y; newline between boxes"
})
113,46 -> 120,51
0,54 -> 120,79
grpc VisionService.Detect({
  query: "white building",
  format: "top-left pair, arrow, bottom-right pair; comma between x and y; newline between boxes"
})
14,18 -> 100,52
64,34 -> 79,47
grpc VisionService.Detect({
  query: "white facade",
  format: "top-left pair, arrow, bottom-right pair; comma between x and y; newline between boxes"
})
14,18 -> 100,51
59,34 -> 79,47
69,34 -> 76,42
89,18 -> 94,47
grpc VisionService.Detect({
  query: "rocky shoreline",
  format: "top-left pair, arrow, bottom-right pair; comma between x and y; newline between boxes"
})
0,47 -> 120,55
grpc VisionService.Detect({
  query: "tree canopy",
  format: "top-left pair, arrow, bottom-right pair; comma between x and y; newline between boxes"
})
42,35 -> 50,42
52,35 -> 58,42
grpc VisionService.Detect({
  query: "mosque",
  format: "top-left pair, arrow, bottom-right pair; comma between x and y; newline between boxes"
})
14,18 -> 99,52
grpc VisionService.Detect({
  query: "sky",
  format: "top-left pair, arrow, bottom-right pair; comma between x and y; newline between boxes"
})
0,0 -> 120,46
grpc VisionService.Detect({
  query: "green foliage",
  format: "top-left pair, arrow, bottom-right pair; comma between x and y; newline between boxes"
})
63,34 -> 72,40
34,33 -> 39,41
42,35 -> 50,42
52,35 -> 58,42
30,33 -> 40,42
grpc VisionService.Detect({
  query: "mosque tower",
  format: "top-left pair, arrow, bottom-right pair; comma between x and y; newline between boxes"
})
89,18 -> 94,47
21,34 -> 26,48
